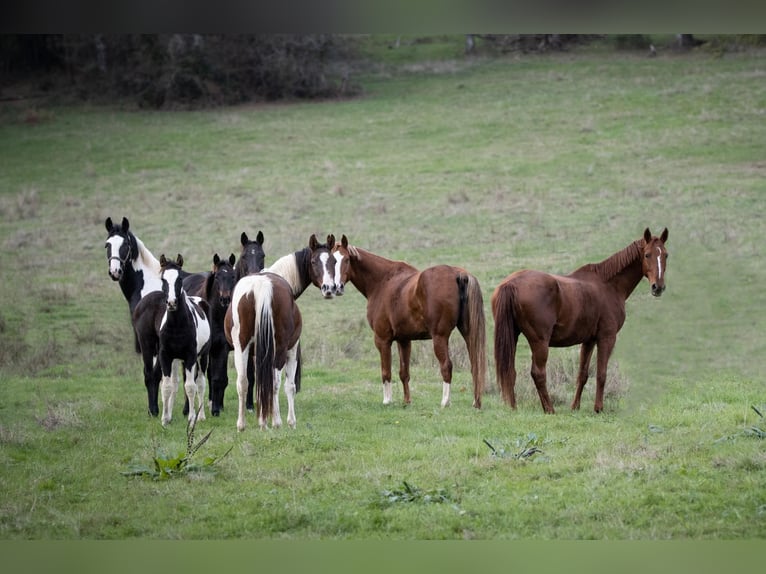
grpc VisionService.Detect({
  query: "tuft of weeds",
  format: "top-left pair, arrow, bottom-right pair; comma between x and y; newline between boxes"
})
122,411 -> 233,480
378,481 -> 455,506
483,433 -> 547,460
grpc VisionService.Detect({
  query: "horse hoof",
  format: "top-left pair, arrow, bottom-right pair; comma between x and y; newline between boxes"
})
211,410 -> 220,417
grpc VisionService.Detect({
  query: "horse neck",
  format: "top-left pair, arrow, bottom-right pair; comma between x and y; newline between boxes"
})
347,248 -> 414,299
165,291 -> 194,327
588,239 -> 646,300
131,235 -> 163,297
265,250 -> 310,297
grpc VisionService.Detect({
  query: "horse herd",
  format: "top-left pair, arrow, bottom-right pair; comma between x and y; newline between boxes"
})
104,216 -> 669,431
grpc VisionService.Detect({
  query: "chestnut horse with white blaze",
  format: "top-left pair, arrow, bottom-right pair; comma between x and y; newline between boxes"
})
333,235 -> 487,408
225,273 -> 302,431
492,227 -> 669,414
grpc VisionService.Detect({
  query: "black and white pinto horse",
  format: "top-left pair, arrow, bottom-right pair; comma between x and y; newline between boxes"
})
104,216 -> 207,416
133,254 -> 211,426
234,234 -> 339,428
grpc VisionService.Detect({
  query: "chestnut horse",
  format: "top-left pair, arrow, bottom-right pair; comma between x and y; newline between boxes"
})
333,235 -> 487,408
492,227 -> 669,414
225,273 -> 302,431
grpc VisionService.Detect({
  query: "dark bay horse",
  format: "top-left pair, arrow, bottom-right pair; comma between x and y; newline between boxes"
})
184,253 -> 237,417
225,273 -> 302,431
133,254 -> 211,425
235,231 -> 266,281
491,227 -> 669,414
333,235 -> 487,408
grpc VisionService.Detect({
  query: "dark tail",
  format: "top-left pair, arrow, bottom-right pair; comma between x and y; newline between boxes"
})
491,281 -> 518,407
457,273 -> 488,409
295,340 -> 302,393
255,295 -> 275,424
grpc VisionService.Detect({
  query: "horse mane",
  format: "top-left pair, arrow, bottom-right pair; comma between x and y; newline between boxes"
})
574,239 -> 645,282
264,251 -> 307,296
133,234 -> 162,275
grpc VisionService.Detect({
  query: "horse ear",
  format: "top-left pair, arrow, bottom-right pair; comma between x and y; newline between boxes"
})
228,253 -> 236,266
660,228 -> 669,243
256,230 -> 264,245
160,254 -> 168,267
105,217 -> 113,232
176,253 -> 184,268
122,217 -> 130,232
241,232 -> 249,246
341,234 -> 349,248
327,234 -> 335,248
643,228 -> 652,243
213,253 -> 221,269
309,234 -> 319,250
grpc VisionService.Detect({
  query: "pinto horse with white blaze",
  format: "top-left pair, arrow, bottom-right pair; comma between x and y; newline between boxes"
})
333,235 -> 487,408
225,273 -> 302,431
133,254 -> 211,425
492,227 -> 669,414
242,233 -> 338,424
105,216 -> 209,416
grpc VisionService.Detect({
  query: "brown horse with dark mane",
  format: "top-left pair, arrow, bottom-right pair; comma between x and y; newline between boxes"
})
333,235 -> 487,408
492,227 -> 669,414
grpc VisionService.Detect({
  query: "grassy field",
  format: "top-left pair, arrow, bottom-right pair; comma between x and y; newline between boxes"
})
1,36 -> 765,539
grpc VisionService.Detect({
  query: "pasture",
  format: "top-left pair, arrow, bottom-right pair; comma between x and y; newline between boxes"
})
1,37 -> 765,540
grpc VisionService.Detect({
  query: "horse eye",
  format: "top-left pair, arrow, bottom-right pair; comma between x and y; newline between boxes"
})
645,253 -> 651,259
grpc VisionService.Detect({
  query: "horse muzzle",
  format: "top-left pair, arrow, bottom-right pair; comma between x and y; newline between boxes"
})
320,284 -> 335,299
166,300 -> 178,311
651,283 -> 666,297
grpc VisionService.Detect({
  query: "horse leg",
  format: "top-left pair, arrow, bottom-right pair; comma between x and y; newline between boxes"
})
529,341 -> 555,414
593,337 -> 616,413
432,334 -> 453,408
233,343 -> 250,432
396,340 -> 412,404
284,343 -> 300,428
142,353 -> 160,417
208,344 -> 229,416
194,360 -> 207,423
160,358 -> 178,426
272,368 -> 283,429
374,335 -> 394,405
183,360 -> 198,425
571,340 -> 596,411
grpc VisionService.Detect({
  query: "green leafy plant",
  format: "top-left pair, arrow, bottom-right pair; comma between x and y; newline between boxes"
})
379,481 -> 453,506
483,433 -> 545,460
122,410 -> 232,480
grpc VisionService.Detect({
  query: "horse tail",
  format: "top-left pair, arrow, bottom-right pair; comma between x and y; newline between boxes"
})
457,273 -> 488,409
294,340 -> 302,393
253,280 -> 276,424
491,280 -> 518,407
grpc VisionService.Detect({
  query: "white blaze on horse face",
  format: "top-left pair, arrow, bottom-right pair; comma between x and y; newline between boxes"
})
106,235 -> 125,278
164,269 -> 180,308
656,247 -> 664,280
333,251 -> 345,294
319,252 -> 334,295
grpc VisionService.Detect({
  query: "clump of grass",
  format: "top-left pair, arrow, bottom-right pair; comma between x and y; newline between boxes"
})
122,412 -> 232,480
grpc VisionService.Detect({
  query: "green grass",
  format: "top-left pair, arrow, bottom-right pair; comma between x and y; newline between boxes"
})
1,39 -> 765,539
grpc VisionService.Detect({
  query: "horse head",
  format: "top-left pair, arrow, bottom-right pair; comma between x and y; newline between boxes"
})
642,227 -> 669,297
160,253 -> 184,311
235,230 -> 265,280
104,216 -> 135,281
332,234 -> 355,296
308,233 -> 337,299
212,253 -> 237,308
